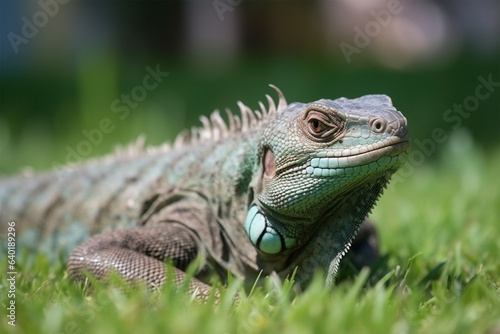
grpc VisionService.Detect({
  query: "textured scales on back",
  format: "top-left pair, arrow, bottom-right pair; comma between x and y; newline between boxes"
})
0,85 -> 410,295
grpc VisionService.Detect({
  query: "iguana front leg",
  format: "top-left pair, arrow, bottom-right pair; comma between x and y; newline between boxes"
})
67,223 -> 213,298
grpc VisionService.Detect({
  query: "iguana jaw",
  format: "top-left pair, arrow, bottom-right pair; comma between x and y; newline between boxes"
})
254,135 -> 409,219
277,137 -> 409,178
246,158 -> 396,256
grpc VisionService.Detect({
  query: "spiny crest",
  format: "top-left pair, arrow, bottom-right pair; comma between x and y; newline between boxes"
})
112,84 -> 287,158
172,84 -> 287,149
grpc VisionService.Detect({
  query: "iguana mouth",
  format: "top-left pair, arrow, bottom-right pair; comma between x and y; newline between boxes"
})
348,138 -> 410,160
349,138 -> 410,162
304,139 -> 409,177
274,138 -> 409,179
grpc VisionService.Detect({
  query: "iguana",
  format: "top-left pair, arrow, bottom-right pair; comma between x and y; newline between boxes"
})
0,85 -> 409,297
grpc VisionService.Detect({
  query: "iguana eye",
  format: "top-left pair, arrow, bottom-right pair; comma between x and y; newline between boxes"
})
301,107 -> 345,142
309,118 -> 328,134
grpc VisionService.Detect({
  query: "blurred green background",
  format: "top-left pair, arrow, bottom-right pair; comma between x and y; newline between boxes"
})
0,0 -> 499,174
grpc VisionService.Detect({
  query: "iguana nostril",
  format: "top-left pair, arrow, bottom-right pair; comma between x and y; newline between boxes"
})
370,118 -> 387,133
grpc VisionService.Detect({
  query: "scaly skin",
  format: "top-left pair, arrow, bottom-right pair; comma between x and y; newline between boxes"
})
0,86 -> 409,296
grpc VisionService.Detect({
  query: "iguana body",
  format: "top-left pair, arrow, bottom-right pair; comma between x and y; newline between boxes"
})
0,85 -> 409,295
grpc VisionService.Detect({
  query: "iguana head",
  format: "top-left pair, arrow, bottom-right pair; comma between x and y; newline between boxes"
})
246,88 -> 409,279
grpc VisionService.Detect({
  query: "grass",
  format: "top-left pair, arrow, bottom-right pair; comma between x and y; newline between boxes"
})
1,132 -> 499,334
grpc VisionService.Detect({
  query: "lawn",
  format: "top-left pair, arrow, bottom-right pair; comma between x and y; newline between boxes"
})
1,130 -> 499,334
